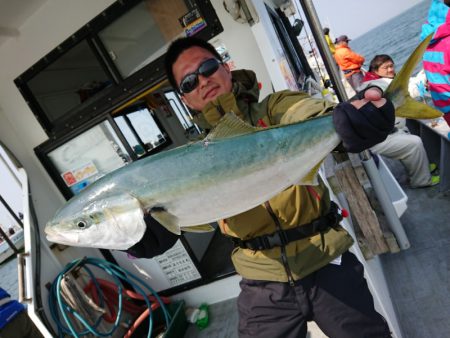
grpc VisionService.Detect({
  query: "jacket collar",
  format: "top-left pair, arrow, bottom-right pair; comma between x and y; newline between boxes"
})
231,69 -> 260,103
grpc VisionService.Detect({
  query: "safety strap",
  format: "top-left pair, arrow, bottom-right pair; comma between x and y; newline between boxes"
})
232,201 -> 344,251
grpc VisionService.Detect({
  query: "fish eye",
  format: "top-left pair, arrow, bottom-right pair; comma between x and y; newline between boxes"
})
77,221 -> 87,228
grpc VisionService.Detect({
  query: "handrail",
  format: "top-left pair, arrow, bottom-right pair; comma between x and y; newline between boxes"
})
18,252 -> 32,303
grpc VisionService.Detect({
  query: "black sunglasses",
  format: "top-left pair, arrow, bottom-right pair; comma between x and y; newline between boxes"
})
179,58 -> 222,94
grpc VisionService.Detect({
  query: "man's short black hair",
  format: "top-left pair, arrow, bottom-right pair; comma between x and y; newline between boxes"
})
164,37 -> 222,92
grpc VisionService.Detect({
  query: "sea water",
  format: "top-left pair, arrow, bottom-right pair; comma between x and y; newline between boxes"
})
350,1 -> 430,73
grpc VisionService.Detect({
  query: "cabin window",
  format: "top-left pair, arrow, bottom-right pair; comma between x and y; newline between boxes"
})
26,40 -> 113,126
99,0 -> 189,78
46,120 -> 131,195
114,104 -> 170,157
164,91 -> 197,130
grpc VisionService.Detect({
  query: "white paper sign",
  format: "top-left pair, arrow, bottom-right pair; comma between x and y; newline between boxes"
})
155,240 -> 201,287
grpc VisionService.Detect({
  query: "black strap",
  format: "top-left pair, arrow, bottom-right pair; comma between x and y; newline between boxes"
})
232,202 -> 343,251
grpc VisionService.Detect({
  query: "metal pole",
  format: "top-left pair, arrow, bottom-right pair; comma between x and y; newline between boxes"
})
299,0 -> 348,102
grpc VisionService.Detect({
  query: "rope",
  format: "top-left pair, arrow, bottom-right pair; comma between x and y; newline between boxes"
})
49,257 -> 172,337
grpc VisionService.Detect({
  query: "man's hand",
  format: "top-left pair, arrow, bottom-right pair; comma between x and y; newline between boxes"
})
333,86 -> 395,153
123,214 -> 179,259
350,87 -> 386,109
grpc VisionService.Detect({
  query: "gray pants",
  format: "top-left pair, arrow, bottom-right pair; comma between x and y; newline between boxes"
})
237,252 -> 391,338
371,128 -> 432,187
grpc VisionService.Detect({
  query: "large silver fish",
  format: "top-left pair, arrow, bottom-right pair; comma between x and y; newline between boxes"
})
45,34 -> 441,250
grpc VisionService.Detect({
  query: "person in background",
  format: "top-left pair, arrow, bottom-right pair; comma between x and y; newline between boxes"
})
334,35 -> 365,90
361,54 -> 439,188
323,27 -> 335,55
421,0 -> 450,126
134,36 -> 397,338
0,287 -> 43,338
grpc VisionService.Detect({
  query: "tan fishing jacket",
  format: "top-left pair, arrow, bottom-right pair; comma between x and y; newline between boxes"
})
199,70 -> 354,282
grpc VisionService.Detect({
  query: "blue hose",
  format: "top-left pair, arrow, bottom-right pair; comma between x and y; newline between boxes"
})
49,257 -> 172,337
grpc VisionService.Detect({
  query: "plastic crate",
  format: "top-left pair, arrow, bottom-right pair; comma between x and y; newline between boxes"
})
377,157 -> 408,217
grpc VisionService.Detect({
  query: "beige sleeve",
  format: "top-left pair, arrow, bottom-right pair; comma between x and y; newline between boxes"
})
279,97 -> 336,125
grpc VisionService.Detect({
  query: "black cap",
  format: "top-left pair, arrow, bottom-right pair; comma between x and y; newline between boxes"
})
335,35 -> 351,43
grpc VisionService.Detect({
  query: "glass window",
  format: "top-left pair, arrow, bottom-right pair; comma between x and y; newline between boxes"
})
114,116 -> 144,156
98,0 -> 189,78
114,105 -> 168,157
164,91 -> 194,130
47,120 -> 131,195
27,40 -> 112,123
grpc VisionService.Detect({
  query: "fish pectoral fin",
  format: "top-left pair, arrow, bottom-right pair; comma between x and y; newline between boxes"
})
395,97 -> 442,119
208,112 -> 262,140
181,224 -> 216,233
150,209 -> 181,235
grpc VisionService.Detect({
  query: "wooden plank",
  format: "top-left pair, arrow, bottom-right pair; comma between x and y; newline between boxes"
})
348,154 -> 400,253
325,174 -> 375,260
331,153 -> 390,255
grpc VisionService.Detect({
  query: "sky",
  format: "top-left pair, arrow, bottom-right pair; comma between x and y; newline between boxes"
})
312,0 -> 426,39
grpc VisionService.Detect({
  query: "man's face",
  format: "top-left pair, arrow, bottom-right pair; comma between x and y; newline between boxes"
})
375,61 -> 395,79
172,46 -> 233,111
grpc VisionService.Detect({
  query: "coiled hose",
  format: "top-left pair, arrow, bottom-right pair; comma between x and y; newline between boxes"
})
49,257 -> 171,337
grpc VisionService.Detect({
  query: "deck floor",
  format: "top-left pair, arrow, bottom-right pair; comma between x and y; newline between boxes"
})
378,158 -> 450,338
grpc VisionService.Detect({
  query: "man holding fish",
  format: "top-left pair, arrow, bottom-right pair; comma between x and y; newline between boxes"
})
161,37 -> 393,338
46,33 -> 441,337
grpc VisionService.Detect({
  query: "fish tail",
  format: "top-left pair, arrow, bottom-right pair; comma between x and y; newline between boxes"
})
386,33 -> 442,120
395,96 -> 442,119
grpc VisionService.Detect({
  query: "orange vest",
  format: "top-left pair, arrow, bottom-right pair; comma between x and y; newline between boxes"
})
334,45 -> 365,77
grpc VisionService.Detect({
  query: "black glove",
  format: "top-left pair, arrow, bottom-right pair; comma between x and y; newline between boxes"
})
333,87 -> 395,153
124,214 -> 179,259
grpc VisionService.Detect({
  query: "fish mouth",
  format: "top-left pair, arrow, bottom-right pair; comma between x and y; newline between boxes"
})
45,226 -> 80,245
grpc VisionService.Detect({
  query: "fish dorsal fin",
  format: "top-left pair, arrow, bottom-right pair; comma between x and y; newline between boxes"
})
207,111 -> 262,141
